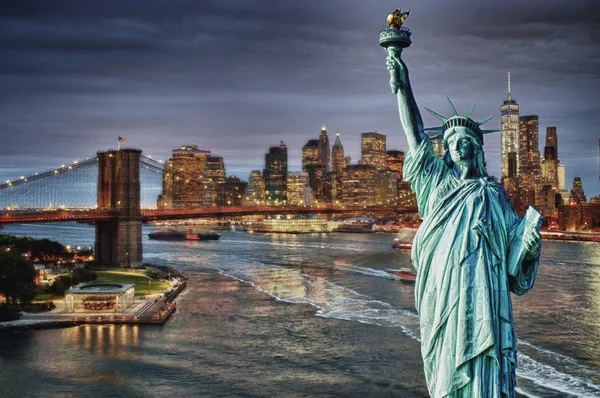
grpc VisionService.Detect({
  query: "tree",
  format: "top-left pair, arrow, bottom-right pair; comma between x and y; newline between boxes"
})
0,251 -> 36,305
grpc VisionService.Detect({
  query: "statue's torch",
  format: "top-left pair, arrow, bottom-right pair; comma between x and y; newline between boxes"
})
379,9 -> 412,94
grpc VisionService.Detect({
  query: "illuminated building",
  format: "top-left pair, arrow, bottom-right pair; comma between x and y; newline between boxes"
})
243,170 -> 266,206
557,163 -> 566,190
397,181 -> 417,207
157,159 -> 173,208
302,139 -> 320,171
361,132 -> 387,170
542,127 -> 559,189
341,165 -> 395,207
160,145 -> 211,208
331,133 -> 347,176
318,125 -> 331,171
386,149 -> 416,207
558,204 -> 590,231
379,171 -> 398,206
386,150 -> 404,206
517,115 -> 541,212
217,176 -> 247,206
341,165 -> 377,206
537,185 -> 557,219
263,141 -> 288,204
501,71 -> 520,183
386,150 -> 404,180
286,172 -> 312,206
570,177 -> 586,205
303,136 -> 330,200
313,171 -> 335,204
203,156 -> 226,207
65,283 -> 135,313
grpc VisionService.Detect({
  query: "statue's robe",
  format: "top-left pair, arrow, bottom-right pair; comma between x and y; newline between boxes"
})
404,138 -> 539,398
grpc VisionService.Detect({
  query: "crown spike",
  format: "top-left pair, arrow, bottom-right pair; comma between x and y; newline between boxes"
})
477,115 -> 494,126
466,103 -> 476,118
447,97 -> 459,116
424,107 -> 447,123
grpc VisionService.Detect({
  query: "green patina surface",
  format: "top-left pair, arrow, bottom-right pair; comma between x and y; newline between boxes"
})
380,20 -> 542,398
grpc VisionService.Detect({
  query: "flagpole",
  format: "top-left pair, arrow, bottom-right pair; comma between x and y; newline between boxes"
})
117,139 -> 121,151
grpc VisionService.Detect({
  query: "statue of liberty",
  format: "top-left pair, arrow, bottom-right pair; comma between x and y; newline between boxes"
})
380,10 -> 543,397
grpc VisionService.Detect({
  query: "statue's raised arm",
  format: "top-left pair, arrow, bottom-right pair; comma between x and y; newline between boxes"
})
386,54 -> 425,153
379,9 -> 425,154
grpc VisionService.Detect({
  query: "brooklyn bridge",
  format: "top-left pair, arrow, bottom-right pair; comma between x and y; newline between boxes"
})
0,148 -> 416,267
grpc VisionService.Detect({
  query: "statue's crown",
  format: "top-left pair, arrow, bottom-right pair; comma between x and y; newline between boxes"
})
424,97 -> 498,144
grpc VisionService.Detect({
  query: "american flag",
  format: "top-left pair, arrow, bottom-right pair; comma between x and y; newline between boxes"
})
118,136 -> 126,142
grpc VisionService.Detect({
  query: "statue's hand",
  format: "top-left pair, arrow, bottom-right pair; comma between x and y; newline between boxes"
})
523,228 -> 541,260
386,53 -> 407,95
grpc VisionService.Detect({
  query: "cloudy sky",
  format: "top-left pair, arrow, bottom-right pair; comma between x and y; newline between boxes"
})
1,0 -> 599,196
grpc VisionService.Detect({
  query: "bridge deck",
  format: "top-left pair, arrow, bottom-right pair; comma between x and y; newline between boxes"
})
0,206 -> 417,224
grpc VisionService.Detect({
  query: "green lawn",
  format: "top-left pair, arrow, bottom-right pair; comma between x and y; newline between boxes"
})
94,270 -> 170,296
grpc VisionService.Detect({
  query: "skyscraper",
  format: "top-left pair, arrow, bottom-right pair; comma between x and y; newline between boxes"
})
570,177 -> 586,205
518,115 -> 542,207
318,125 -> 330,171
386,150 -> 404,180
217,176 -> 247,207
263,141 -> 288,203
501,71 -> 520,183
243,170 -> 266,206
203,156 -> 226,207
302,139 -> 320,171
302,138 -> 324,195
542,126 -> 558,189
331,132 -> 346,176
386,150 -> 404,206
286,172 -> 311,206
361,132 -> 386,170
161,145 -> 211,208
557,163 -> 566,190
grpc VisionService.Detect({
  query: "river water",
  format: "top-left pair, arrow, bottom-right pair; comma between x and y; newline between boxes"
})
1,223 -> 599,397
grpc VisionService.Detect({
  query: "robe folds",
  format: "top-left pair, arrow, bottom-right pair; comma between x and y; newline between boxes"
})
404,138 -> 539,398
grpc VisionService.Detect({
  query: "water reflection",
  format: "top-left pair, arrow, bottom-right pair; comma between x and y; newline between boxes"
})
67,324 -> 140,359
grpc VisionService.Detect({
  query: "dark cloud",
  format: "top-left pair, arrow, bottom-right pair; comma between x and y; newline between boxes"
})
0,0 -> 599,196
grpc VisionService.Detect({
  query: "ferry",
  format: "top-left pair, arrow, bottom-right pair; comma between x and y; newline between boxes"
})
149,230 -> 221,241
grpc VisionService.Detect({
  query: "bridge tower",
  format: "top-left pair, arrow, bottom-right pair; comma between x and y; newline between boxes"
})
95,149 -> 143,268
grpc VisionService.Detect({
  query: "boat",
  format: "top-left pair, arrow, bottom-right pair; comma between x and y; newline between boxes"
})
149,230 -> 221,241
386,267 -> 417,282
392,228 -> 417,250
392,241 -> 413,250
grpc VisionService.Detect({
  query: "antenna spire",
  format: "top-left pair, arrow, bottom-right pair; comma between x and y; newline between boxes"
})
507,71 -> 512,101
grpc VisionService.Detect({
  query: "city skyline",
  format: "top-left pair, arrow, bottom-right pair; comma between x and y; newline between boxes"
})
1,1 -> 599,196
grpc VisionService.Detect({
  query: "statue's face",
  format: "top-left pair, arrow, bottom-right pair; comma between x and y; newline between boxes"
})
446,129 -> 475,163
